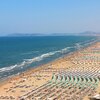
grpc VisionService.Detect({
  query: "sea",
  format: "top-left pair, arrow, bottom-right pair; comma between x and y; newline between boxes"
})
0,36 -> 98,80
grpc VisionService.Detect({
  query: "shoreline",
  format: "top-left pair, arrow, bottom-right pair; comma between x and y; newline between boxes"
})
0,40 -> 98,86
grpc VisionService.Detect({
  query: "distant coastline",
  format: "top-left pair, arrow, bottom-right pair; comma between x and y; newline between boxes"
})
0,31 -> 100,37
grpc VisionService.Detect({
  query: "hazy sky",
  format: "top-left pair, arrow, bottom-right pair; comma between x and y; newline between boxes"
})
0,0 -> 100,35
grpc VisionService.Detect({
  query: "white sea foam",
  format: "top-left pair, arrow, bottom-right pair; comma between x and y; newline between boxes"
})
74,43 -> 82,50
74,39 -> 97,50
0,64 -> 17,72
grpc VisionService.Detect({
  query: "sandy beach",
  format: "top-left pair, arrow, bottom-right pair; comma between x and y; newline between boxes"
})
0,42 -> 100,100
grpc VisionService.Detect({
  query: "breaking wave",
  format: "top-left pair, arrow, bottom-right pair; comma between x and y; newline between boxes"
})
74,39 -> 98,50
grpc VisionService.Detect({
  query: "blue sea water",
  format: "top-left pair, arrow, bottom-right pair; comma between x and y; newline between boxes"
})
0,36 -> 98,79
